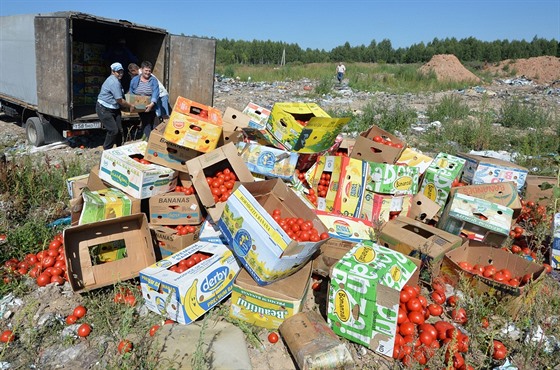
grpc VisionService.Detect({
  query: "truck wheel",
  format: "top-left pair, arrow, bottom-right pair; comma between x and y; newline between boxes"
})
25,117 -> 65,147
26,117 -> 46,147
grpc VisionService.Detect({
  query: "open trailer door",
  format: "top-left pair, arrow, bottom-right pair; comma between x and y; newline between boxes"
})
167,35 -> 216,107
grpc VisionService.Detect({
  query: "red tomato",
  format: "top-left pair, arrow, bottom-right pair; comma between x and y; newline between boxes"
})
431,291 -> 446,305
399,290 -> 411,303
0,330 -> 15,343
73,305 -> 87,319
419,330 -> 434,346
399,322 -> 416,337
66,315 -> 78,325
397,307 -> 408,324
406,298 -> 422,312
543,263 -> 552,274
311,281 -> 321,291
77,323 -> 91,337
36,273 -> 51,287
481,317 -> 490,328
408,310 -> 425,325
149,324 -> 160,337
164,319 -> 175,325
267,332 -> 279,344
427,303 -> 443,316
124,295 -> 136,306
118,339 -> 133,354
482,265 -> 497,278
447,295 -> 458,307
451,307 -> 468,325
511,244 -> 522,254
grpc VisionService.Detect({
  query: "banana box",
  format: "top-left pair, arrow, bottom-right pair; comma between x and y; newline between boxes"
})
229,261 -> 311,329
236,142 -> 299,182
419,153 -> 466,211
236,103 -> 286,149
318,156 -> 343,213
315,210 -> 374,243
396,148 -> 433,175
333,157 -> 367,218
359,192 -> 413,224
172,96 -> 222,125
438,192 -> 514,247
266,102 -> 350,153
198,219 -> 228,244
457,152 -> 528,192
79,188 -> 135,225
66,173 -> 90,199
144,123 -> 202,173
124,93 -> 150,113
149,192 -> 203,226
150,224 -> 201,259
218,179 -> 329,285
99,141 -> 177,199
552,213 -> 560,269
242,102 -> 271,128
327,240 -> 417,356
366,162 -> 420,195
139,240 -> 241,325
163,110 -> 222,153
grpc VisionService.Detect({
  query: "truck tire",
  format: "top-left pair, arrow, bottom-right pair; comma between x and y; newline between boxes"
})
25,117 -> 65,147
25,117 -> 45,147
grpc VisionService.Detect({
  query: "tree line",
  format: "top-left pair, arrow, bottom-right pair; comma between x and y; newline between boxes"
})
216,36 -> 559,65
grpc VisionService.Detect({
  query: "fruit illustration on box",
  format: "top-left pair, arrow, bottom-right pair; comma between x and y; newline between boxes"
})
182,279 -> 206,319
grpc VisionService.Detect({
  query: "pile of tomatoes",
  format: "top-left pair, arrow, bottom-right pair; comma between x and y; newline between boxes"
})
315,171 -> 332,199
372,135 -> 404,149
131,156 -> 152,165
269,209 -> 329,242
165,224 -> 199,236
516,199 -> 550,227
205,168 -> 237,203
334,149 -> 349,157
2,234 -> 68,287
174,183 -> 196,196
167,252 -> 212,273
455,261 -> 534,287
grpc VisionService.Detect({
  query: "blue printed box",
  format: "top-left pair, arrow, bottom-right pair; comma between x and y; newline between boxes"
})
457,153 -> 528,192
237,142 -> 299,181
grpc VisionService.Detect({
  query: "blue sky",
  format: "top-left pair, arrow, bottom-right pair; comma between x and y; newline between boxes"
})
1,1 -> 558,51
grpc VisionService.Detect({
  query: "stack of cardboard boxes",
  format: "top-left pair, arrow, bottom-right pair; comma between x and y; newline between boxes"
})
63,95 -> 554,365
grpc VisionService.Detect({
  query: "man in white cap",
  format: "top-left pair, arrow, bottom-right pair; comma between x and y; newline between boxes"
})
96,62 -> 135,150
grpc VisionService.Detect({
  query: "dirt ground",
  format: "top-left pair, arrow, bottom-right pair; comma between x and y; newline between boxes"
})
0,56 -> 559,369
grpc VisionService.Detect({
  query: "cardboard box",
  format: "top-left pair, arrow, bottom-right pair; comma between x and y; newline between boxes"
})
224,105 -> 281,149
312,238 -> 357,277
396,148 -> 433,175
150,224 -> 200,258
333,157 -> 368,218
229,261 -> 311,329
438,192 -> 514,247
306,156 -> 343,213
99,141 -> 178,199
266,102 -> 350,153
149,192 -> 203,225
551,213 -> 560,269
457,152 -> 528,192
440,241 -> 545,297
378,216 -> 463,282
198,219 -> 228,244
419,152 -> 466,210
163,110 -> 223,153
144,123 -> 202,173
350,125 -> 406,164
79,188 -> 135,225
366,162 -> 419,195
327,241 -> 417,356
315,210 -> 374,243
64,214 -> 157,293
236,141 -> 299,182
217,179 -> 329,285
242,102 -> 271,128
359,192 -> 413,224
125,93 -> 150,113
524,175 -> 557,207
186,142 -> 255,222
66,173 -> 90,199
172,96 -> 222,125
139,241 -> 241,325
279,311 -> 355,370
408,192 -> 441,224
449,182 -> 522,219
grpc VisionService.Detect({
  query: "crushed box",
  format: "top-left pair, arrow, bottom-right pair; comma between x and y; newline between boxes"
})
266,102 -> 350,153
218,179 -> 329,285
396,148 -> 433,175
449,181 -> 522,219
229,261 -> 311,329
438,192 -> 514,247
315,210 -> 374,243
64,214 -> 157,293
236,141 -> 299,181
99,141 -> 177,199
524,175 -> 557,207
350,125 -> 406,164
419,152 -> 466,211
327,240 -> 417,357
139,240 -> 241,325
79,188 -> 136,225
359,192 -> 413,224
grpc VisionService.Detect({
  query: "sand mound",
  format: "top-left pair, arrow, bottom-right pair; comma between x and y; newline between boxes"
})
419,54 -> 481,83
485,56 -> 560,84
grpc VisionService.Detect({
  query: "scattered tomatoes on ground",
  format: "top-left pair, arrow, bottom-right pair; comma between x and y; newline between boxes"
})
0,330 -> 15,343
118,339 -> 133,354
77,323 -> 92,338
73,305 -> 87,319
149,325 -> 160,337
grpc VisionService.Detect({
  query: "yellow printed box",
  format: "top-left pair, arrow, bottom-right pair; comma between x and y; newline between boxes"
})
266,102 -> 350,153
396,148 -> 433,175
217,179 -> 329,285
359,192 -> 413,224
99,141 -> 177,199
139,241 -> 241,325
79,188 -> 134,225
163,111 -> 222,153
366,162 -> 420,195
229,262 -> 311,329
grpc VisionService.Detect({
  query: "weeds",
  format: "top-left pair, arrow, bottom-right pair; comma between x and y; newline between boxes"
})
500,98 -> 551,129
426,94 -> 471,123
314,77 -> 333,96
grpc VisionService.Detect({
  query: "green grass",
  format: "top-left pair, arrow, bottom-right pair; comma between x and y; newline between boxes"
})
426,94 -> 472,123
500,98 -> 553,129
